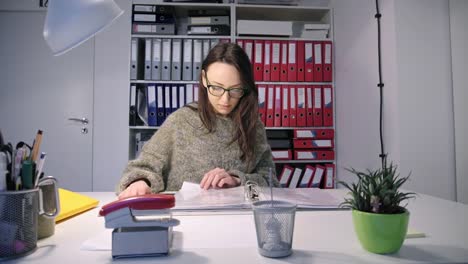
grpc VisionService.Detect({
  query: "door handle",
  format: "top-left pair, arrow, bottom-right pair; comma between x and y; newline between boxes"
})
68,117 -> 89,125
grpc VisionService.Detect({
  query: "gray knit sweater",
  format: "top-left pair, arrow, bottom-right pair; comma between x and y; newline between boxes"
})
117,103 -> 278,193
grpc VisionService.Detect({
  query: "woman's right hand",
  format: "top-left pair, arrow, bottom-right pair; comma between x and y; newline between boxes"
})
118,180 -> 151,200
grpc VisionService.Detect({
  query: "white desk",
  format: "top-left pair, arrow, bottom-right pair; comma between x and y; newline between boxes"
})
5,191 -> 468,263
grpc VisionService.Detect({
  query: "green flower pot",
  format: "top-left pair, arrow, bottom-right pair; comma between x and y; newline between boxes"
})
352,209 -> 409,254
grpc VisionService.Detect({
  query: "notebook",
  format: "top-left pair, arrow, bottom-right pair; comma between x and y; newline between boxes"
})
56,188 -> 99,222
173,181 -> 342,210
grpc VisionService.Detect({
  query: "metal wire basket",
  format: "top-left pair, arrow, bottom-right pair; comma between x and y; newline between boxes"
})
0,189 -> 39,260
252,200 -> 296,258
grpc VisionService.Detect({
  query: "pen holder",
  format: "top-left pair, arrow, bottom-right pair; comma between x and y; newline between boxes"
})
0,176 -> 59,260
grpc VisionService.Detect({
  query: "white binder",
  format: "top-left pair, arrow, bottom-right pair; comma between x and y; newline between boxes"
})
151,38 -> 162,80
202,39 -> 211,62
182,39 -> 193,81
192,39 -> 203,81
171,38 -> 182,81
161,38 -> 171,81
130,38 -> 140,80
144,38 -> 152,80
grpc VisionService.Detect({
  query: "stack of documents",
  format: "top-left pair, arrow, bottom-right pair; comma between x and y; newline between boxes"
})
187,10 -> 230,35
237,20 -> 293,36
173,182 -> 342,210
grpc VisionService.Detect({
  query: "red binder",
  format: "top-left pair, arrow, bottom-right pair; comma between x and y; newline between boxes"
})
313,86 -> 323,126
281,85 -> 289,127
293,139 -> 334,149
296,40 -> 305,82
293,128 -> 334,139
296,85 -> 306,127
306,86 -> 314,126
271,149 -> 292,160
280,41 -> 288,82
310,165 -> 325,188
299,165 -> 315,188
305,41 -> 314,82
273,85 -> 282,127
323,41 -> 333,82
322,163 -> 335,189
322,85 -> 333,127
257,84 -> 267,125
270,40 -> 281,82
278,165 -> 294,187
289,85 -> 297,127
263,40 -> 271,82
254,40 -> 264,81
313,41 -> 323,82
236,39 -> 244,49
287,40 -> 297,82
244,39 -> 254,66
294,150 -> 334,160
288,167 -> 303,188
266,85 -> 275,127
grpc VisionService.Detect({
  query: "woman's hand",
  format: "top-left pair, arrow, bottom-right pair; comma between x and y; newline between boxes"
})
118,180 -> 151,200
200,168 -> 241,190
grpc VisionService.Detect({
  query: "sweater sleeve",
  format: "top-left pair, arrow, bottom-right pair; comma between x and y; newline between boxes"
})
116,113 -> 177,194
228,120 -> 280,187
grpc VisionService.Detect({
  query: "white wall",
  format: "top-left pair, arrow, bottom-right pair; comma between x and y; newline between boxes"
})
394,0 -> 455,200
450,0 -> 468,204
92,0 -> 132,191
333,0 -> 457,201
1,0 -> 461,199
333,0 -> 382,186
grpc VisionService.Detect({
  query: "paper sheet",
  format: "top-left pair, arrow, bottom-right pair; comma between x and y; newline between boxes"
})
81,215 -> 258,251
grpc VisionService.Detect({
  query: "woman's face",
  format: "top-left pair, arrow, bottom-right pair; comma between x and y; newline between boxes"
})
202,62 -> 244,116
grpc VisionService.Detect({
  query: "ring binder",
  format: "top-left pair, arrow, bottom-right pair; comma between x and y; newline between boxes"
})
244,180 -> 260,202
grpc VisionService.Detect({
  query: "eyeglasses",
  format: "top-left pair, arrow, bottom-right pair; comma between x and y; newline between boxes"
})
204,74 -> 246,99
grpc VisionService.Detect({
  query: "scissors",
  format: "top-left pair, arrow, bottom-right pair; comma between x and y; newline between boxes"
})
15,141 -> 32,161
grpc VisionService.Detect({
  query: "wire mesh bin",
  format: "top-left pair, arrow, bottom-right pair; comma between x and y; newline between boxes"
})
0,189 -> 39,260
252,200 -> 296,258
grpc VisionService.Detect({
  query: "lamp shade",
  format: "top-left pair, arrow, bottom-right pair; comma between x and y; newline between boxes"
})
43,0 -> 124,56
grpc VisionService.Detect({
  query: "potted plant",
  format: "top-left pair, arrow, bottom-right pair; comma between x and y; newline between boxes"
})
339,162 -> 415,254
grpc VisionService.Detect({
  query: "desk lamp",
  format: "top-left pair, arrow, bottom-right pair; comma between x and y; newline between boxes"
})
43,0 -> 124,56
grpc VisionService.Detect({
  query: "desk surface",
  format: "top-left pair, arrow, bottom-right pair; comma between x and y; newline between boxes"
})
5,190 -> 468,263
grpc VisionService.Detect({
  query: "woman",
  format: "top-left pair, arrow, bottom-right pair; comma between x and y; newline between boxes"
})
117,42 -> 278,199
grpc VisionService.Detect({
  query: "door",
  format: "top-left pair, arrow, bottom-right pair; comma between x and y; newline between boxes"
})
0,11 -> 94,191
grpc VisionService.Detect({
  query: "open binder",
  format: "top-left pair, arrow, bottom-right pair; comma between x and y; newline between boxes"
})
173,182 -> 342,210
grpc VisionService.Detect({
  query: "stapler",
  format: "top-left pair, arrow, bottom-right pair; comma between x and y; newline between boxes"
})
99,194 -> 180,259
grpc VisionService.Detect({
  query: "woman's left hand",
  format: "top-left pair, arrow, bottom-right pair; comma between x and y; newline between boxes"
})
200,168 -> 241,190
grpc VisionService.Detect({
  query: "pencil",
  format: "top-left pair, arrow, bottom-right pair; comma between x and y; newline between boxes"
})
31,130 -> 43,162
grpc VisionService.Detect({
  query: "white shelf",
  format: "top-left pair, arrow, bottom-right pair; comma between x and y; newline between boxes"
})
265,126 -> 334,130
274,160 -> 334,164
130,80 -> 199,84
131,34 -> 231,39
127,1 -> 336,170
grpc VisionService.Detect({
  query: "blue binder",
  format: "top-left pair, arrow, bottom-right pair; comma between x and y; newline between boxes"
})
178,84 -> 186,108
164,83 -> 172,120
156,84 -> 165,126
171,84 -> 178,114
147,84 -> 157,126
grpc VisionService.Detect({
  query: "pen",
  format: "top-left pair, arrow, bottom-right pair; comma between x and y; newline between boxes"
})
34,152 -> 47,187
31,130 -> 43,162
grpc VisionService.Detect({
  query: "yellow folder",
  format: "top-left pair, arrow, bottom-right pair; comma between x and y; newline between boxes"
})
56,188 -> 99,223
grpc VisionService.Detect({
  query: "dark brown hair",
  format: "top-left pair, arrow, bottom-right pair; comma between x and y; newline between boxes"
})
190,42 -> 258,168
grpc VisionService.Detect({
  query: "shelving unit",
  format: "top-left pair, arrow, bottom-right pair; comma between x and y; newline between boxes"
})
128,0 -> 335,188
